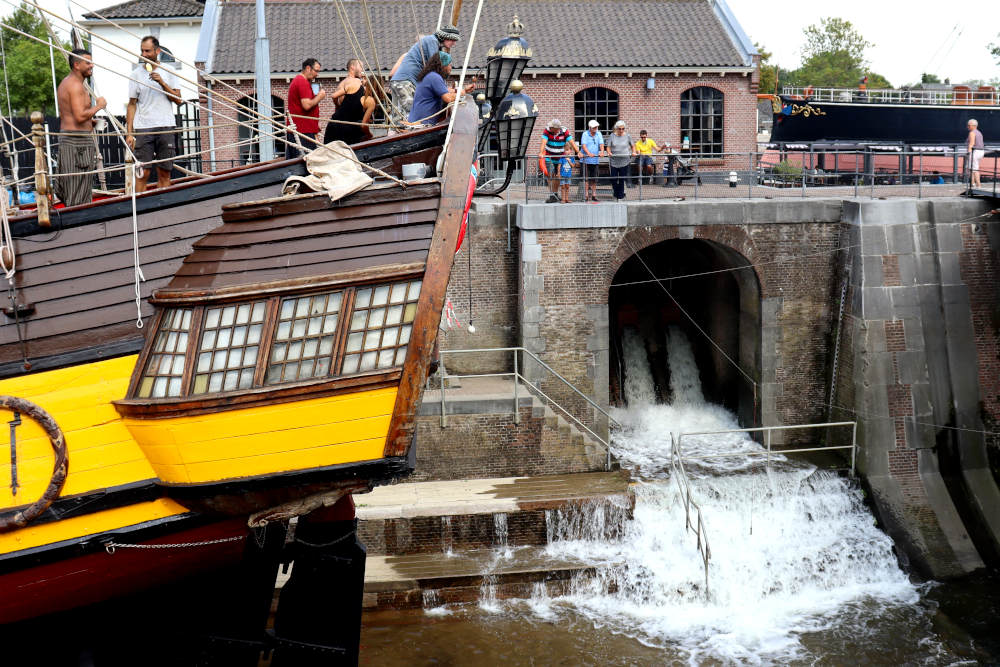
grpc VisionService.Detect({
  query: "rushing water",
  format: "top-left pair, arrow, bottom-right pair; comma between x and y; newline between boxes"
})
361,326 -> 997,665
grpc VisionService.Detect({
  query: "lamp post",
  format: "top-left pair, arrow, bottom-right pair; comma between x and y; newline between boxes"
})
477,15 -> 535,194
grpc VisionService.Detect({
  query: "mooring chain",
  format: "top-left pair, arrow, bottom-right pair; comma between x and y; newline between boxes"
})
104,535 -> 245,554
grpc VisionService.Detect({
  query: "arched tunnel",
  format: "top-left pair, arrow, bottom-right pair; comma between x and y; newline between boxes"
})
609,238 -> 761,426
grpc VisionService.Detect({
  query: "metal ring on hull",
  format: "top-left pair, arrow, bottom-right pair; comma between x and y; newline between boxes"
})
0,396 -> 68,532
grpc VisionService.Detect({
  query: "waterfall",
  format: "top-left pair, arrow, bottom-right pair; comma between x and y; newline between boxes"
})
531,326 -> 923,663
621,327 -> 657,406
493,512 -> 511,559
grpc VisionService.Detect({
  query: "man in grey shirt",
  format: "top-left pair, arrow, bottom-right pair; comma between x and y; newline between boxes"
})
126,35 -> 182,192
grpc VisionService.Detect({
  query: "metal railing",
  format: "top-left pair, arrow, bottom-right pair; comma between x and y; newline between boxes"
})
509,149 -> 998,203
780,86 -> 999,106
669,432 -> 711,597
676,420 -> 858,476
436,347 -> 620,470
668,420 -> 857,598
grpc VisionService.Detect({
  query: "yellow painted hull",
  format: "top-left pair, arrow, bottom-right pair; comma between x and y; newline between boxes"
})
122,388 -> 396,485
0,356 -> 159,517
1,354 -> 396,556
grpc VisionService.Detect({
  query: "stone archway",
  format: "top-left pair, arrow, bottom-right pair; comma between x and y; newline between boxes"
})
608,236 -> 761,426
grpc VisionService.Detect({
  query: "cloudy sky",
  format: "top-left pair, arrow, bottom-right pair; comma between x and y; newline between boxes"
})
726,0 -> 1000,87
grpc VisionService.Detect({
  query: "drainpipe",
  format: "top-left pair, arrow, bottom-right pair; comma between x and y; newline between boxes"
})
206,79 -> 216,168
253,0 -> 274,161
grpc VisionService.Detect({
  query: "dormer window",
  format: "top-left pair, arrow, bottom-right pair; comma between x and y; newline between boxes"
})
129,278 -> 422,401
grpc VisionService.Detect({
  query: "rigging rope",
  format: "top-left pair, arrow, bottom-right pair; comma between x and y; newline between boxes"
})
0,16 -> 404,185
439,0 -> 483,168
331,0 -> 396,128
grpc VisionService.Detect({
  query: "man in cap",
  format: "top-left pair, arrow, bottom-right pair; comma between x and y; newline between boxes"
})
538,118 -> 579,203
579,120 -> 606,202
389,24 -> 461,127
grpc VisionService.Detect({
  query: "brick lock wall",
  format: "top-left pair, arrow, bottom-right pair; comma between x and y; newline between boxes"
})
410,407 -> 604,481
438,201 -> 520,375
959,220 -> 1000,455
526,219 -> 841,437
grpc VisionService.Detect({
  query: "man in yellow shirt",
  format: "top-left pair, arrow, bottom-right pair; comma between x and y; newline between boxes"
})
635,130 -> 666,184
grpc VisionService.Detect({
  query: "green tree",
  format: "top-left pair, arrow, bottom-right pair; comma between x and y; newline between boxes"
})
0,3 -> 71,116
755,42 -> 778,94
920,73 -> 942,85
991,34 -> 999,64
801,17 -> 871,64
786,17 -> 891,89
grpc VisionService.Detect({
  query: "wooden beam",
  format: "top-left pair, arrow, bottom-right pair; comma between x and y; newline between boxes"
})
383,98 -> 478,457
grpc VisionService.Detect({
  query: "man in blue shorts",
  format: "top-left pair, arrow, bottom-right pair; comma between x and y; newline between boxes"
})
580,120 -> 605,202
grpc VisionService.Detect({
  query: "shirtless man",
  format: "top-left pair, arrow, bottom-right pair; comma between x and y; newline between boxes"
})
54,48 -> 106,207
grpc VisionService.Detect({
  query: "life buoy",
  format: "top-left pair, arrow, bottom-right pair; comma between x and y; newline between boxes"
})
538,154 -> 549,178
0,396 -> 68,532
456,161 -> 477,252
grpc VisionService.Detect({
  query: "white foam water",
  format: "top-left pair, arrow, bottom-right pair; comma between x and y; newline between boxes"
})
534,326 -> 928,663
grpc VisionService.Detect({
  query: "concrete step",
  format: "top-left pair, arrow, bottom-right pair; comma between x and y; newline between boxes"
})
362,546 -> 620,611
356,471 -> 633,557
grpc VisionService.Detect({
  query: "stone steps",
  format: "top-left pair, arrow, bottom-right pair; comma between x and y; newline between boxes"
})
350,471 -> 633,610
363,547 -> 617,610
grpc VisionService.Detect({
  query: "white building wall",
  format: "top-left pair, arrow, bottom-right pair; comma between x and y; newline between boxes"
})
83,19 -> 202,116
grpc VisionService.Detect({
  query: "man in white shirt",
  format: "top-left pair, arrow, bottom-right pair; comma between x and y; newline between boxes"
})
125,35 -> 182,192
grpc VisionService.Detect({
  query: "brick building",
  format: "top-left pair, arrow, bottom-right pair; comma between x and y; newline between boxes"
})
196,0 -> 759,168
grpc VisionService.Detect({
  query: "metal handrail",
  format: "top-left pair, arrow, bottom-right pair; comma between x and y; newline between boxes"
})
669,432 -> 711,597
436,347 -> 619,470
676,420 -> 858,476
439,347 -> 622,428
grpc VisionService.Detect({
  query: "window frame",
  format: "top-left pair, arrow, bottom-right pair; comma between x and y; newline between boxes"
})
573,87 -> 620,138
679,86 -> 724,156
126,276 -> 422,406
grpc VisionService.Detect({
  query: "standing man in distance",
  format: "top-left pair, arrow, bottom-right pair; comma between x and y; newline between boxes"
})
966,119 -> 984,189
287,58 -> 326,158
389,25 -> 460,127
580,120 -> 606,202
126,36 -> 182,192
54,48 -> 106,207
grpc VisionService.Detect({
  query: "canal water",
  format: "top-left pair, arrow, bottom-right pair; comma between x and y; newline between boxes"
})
361,327 -> 998,665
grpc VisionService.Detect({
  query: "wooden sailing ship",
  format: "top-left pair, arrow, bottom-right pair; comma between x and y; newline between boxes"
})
0,99 -> 477,633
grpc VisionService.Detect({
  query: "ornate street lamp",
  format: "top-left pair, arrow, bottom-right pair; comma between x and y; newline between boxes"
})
495,81 -> 537,164
484,15 -> 532,107
477,16 -> 535,194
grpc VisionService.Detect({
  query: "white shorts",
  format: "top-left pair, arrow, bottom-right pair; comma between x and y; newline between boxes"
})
971,149 -> 985,171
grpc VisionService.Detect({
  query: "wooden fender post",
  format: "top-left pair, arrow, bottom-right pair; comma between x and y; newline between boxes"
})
124,150 -> 134,196
30,112 -> 51,227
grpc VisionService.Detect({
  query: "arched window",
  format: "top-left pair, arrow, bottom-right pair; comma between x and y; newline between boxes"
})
236,95 -> 285,165
680,87 -> 724,155
574,87 -> 619,137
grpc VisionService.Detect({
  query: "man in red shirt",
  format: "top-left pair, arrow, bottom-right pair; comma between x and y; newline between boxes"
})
286,58 -> 326,158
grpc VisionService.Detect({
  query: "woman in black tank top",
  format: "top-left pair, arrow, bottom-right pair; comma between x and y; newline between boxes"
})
323,81 -> 374,145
